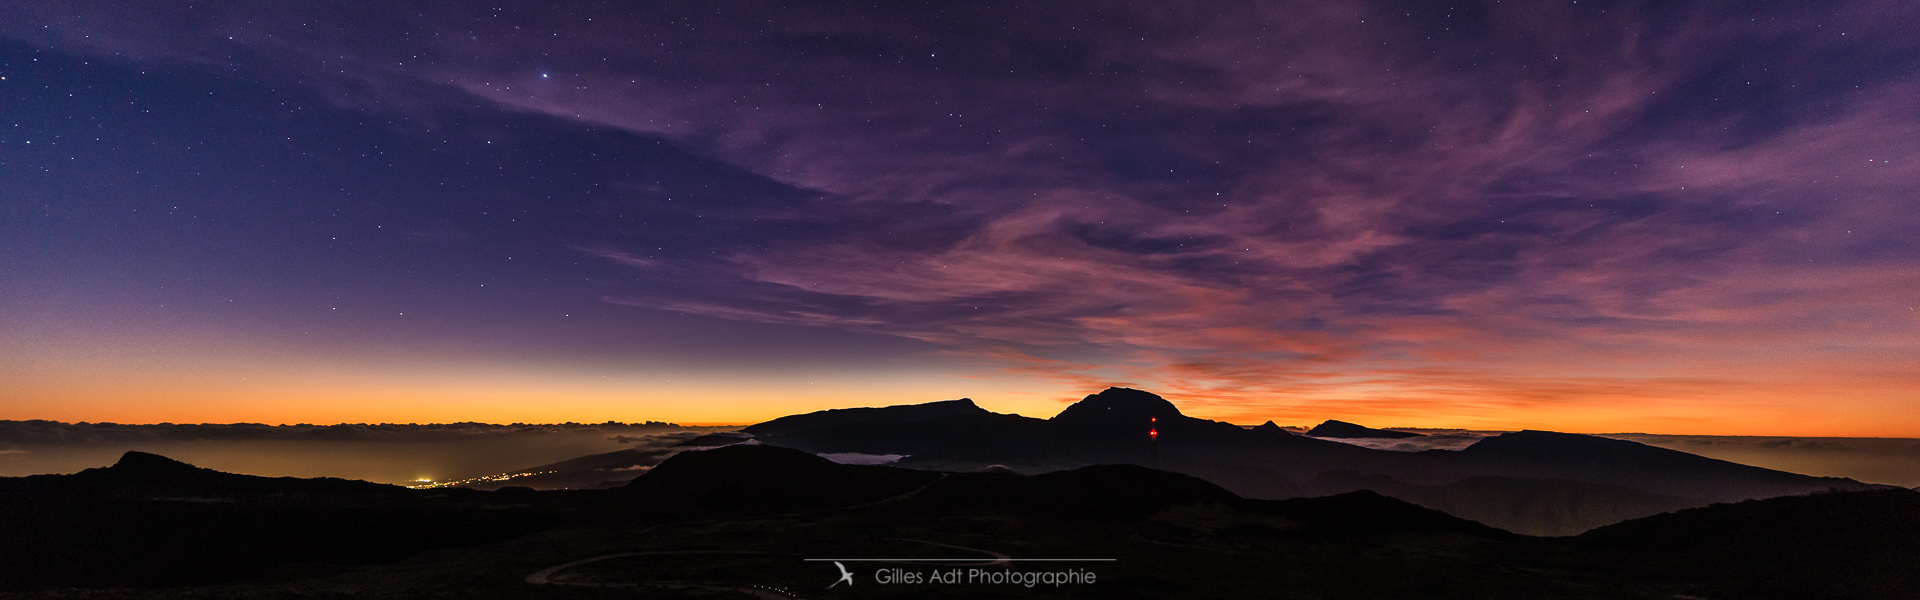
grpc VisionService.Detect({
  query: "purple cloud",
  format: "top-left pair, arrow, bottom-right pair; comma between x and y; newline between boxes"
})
5,0 -> 1917,431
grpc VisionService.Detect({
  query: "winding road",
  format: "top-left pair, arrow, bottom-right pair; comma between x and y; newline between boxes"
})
524,550 -> 798,599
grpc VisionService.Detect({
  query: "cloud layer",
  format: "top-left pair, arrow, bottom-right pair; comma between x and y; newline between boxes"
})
2,0 -> 1916,432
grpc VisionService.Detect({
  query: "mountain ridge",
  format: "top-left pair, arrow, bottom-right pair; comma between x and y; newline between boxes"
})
1307,419 -> 1425,439
3,446 -> 1914,598
740,397 -> 988,437
740,389 -> 1888,534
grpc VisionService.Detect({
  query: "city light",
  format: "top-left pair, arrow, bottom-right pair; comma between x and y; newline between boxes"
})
405,470 -> 557,489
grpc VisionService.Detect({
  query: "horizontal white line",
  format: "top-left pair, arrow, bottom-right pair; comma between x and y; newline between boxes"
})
803,559 -> 1115,562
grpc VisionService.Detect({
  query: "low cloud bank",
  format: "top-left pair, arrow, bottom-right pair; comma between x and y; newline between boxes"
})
1308,427 -> 1920,488
1310,430 -> 1501,452
818,453 -> 907,465
1603,434 -> 1920,488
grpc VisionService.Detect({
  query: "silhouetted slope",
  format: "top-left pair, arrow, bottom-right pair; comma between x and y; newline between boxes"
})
740,398 -> 989,437
1252,420 -> 1291,433
756,388 -> 1371,472
735,394 -> 1273,464
620,444 -> 941,515
892,387 -> 1332,466
1389,476 -> 1707,536
1576,489 -> 1920,599
476,432 -> 755,490
744,388 -> 1884,534
1050,386 -> 1183,426
10,441 -> 1906,598
674,432 -> 752,447
517,446 -> 667,473
1451,431 -> 1882,502
755,411 -> 1052,458
1050,387 -> 1250,439
0,451 -> 404,498
1251,490 -> 1517,538
1307,419 -> 1424,439
913,463 -> 1240,519
0,453 -> 555,591
622,442 -> 1282,524
468,445 -> 688,490
609,439 -> 1506,538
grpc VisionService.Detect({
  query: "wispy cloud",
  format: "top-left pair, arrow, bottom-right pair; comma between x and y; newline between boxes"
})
7,0 -> 1917,432
575,245 -> 663,270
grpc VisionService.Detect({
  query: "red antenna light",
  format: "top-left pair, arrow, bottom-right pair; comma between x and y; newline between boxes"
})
1149,417 -> 1161,469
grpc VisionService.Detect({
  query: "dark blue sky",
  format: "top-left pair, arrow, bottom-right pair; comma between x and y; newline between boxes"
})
2,0 -> 1916,433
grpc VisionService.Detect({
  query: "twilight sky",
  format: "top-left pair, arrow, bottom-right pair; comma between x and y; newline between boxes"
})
2,1 -> 1916,435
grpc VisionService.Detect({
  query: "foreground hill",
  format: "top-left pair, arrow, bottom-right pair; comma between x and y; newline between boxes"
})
0,450 -> 405,498
1574,488 -> 1920,600
1,447 -> 1914,599
618,444 -> 943,516
0,452 -> 561,590
745,387 -> 1885,535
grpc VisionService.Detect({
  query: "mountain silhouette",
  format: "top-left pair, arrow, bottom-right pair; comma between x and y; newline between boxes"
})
619,441 -> 1513,537
1333,474 -> 1709,536
461,432 -> 762,491
740,397 -> 989,437
0,451 -> 404,498
674,432 -> 753,447
619,444 -> 941,516
3,444 -> 1914,598
1306,419 -> 1424,439
742,388 -> 1887,534
1448,430 -> 1871,502
1252,420 -> 1292,433
0,452 -> 552,591
1050,386 -> 1184,427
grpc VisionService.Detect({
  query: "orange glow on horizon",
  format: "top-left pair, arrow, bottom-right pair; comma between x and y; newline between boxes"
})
4,320 -> 1915,437
7,360 -> 1918,437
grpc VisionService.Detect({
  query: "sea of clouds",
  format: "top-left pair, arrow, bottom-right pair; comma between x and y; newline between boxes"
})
1303,427 -> 1920,488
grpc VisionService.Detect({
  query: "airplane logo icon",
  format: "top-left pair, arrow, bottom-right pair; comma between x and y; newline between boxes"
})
828,561 -> 854,588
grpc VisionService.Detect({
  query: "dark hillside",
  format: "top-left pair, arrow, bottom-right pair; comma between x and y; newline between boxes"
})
0,453 -> 558,591
619,444 -> 942,516
1575,488 -> 1920,600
